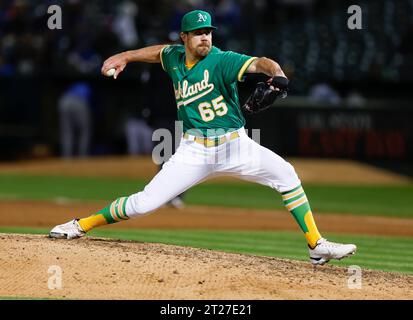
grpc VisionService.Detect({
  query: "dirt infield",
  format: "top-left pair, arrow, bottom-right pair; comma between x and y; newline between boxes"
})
1,234 -> 412,300
1,200 -> 413,237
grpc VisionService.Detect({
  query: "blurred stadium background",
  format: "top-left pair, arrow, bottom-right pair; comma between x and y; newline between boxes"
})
0,0 -> 412,170
1,0 -> 413,299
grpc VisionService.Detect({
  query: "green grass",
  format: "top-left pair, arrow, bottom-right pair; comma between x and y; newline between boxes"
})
1,227 -> 412,274
0,175 -> 144,201
186,183 -> 413,217
0,174 -> 412,217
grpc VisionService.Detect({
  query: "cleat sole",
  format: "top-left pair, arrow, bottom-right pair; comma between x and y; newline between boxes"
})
49,232 -> 68,239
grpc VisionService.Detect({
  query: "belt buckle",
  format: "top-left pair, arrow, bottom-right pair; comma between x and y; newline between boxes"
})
203,136 -> 220,147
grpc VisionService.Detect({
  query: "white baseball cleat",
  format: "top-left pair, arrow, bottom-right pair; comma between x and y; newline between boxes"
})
49,219 -> 86,239
309,238 -> 357,265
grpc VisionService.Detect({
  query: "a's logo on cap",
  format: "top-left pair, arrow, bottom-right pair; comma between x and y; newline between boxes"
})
197,13 -> 207,22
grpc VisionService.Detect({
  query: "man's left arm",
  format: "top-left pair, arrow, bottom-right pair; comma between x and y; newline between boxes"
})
246,57 -> 286,78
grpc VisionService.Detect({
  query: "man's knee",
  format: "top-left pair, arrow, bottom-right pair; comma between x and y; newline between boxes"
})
125,191 -> 158,217
281,161 -> 301,191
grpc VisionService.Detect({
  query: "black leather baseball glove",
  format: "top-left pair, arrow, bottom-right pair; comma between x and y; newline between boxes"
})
242,76 -> 289,114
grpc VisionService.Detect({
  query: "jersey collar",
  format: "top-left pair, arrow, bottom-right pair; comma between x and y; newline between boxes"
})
181,46 -> 218,77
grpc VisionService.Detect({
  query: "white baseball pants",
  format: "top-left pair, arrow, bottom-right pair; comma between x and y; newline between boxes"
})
125,127 -> 301,217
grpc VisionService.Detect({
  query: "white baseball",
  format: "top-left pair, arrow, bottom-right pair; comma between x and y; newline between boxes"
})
106,68 -> 116,77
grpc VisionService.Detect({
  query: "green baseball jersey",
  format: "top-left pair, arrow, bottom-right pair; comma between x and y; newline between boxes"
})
160,44 -> 257,136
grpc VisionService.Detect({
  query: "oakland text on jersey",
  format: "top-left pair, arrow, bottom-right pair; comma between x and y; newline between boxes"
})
174,69 -> 214,107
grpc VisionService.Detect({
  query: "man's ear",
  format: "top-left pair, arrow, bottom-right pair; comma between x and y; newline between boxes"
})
180,32 -> 187,43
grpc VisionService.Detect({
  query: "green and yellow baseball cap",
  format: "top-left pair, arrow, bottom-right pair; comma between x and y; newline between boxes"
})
181,10 -> 217,32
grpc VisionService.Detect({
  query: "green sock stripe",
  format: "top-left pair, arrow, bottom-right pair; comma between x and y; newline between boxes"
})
282,192 -> 306,205
92,197 -> 129,224
96,204 -> 117,224
281,185 -> 302,195
289,202 -> 311,233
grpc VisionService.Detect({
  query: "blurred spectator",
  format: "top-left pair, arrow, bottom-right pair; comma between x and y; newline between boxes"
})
67,38 -> 101,74
124,107 -> 154,155
309,82 -> 342,106
58,82 -> 92,158
112,1 -> 139,49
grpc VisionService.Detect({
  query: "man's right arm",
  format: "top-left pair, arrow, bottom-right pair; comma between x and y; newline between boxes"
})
101,44 -> 167,79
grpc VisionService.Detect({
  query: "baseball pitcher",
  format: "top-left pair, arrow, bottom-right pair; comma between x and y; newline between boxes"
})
50,10 -> 356,266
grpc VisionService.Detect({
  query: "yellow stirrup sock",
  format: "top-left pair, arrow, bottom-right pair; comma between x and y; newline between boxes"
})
281,185 -> 322,249
78,196 -> 129,232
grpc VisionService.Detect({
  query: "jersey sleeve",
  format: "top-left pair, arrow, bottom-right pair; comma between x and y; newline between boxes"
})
160,44 -> 180,75
220,51 -> 257,83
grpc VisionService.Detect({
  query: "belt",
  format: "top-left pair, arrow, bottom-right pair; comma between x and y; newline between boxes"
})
183,131 -> 240,147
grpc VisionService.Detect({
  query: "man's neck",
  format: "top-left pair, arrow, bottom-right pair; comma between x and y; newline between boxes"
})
184,49 -> 202,67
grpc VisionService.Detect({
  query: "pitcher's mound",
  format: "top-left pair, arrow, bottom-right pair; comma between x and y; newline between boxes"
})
0,233 -> 411,300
